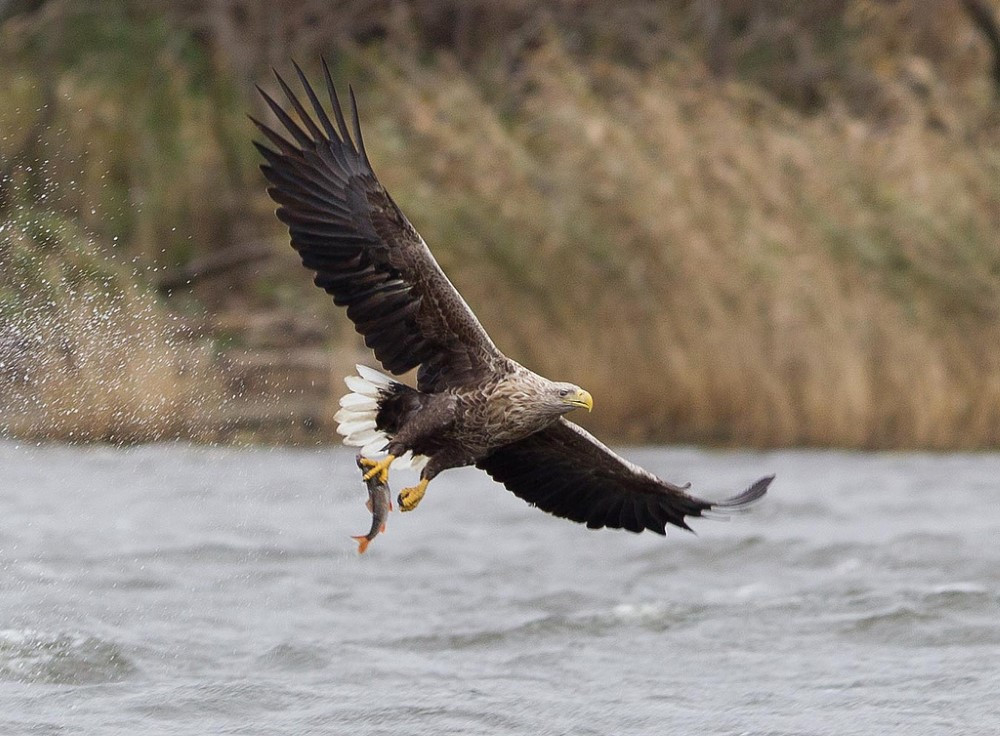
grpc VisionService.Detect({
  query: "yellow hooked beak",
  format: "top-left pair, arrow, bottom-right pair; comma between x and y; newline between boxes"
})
565,388 -> 593,412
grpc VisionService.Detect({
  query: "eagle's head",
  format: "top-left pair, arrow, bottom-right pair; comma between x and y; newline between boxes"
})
548,382 -> 594,415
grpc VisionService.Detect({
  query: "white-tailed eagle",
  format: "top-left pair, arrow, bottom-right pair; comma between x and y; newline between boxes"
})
252,61 -> 772,536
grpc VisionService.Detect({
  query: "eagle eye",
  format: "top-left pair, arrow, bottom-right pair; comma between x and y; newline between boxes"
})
559,389 -> 569,397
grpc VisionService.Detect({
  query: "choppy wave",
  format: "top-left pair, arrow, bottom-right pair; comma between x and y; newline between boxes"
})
3,443 -> 1000,735
377,599 -> 716,653
0,629 -> 135,684
255,642 -> 330,673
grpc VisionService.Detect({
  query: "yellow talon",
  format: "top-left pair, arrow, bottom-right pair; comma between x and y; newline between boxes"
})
360,454 -> 396,484
398,478 -> 430,512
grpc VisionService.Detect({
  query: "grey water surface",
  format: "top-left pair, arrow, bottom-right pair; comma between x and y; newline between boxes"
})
0,441 -> 997,735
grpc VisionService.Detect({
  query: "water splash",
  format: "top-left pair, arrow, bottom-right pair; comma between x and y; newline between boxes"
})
1,186 -> 224,443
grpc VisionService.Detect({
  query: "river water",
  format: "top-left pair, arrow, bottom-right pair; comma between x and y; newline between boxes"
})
0,441 -> 997,735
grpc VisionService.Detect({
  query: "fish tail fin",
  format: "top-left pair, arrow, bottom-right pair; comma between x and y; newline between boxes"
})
351,535 -> 371,554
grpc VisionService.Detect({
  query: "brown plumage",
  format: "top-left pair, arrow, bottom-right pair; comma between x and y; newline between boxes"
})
253,60 -> 773,535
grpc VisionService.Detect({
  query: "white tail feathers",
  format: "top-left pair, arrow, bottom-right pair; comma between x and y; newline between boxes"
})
355,364 -> 393,387
335,365 -> 428,472
343,374 -> 380,397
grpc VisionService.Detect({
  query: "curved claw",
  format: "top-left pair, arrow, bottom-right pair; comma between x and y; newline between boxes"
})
398,478 -> 430,512
360,454 -> 395,484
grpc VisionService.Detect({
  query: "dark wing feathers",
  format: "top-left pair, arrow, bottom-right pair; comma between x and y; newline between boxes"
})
477,418 -> 772,535
254,61 -> 509,390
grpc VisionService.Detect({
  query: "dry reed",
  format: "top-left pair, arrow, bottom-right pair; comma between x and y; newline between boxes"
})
3,1 -> 1000,447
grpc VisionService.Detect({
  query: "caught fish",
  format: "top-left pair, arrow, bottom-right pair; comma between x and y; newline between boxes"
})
352,454 -> 392,554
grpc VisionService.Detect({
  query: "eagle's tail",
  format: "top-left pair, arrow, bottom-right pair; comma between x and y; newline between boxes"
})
334,365 -> 428,471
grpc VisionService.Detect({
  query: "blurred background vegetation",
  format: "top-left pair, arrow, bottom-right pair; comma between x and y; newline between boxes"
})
1,0 -> 999,448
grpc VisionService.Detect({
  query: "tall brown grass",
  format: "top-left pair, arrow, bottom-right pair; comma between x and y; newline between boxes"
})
2,1 -> 1000,447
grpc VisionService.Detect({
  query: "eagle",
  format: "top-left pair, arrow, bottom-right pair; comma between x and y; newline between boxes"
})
252,61 -> 772,536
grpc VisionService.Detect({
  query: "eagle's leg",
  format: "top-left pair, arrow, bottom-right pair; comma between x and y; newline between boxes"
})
395,448 -> 472,513
359,454 -> 396,484
398,478 -> 430,512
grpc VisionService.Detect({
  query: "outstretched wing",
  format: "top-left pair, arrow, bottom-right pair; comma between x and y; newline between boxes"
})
253,61 -> 510,391
477,419 -> 772,534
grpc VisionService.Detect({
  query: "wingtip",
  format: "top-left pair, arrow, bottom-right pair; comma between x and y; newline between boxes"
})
715,474 -> 773,511
348,85 -> 370,164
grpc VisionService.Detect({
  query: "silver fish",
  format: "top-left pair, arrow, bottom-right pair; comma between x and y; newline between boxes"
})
352,454 -> 392,553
